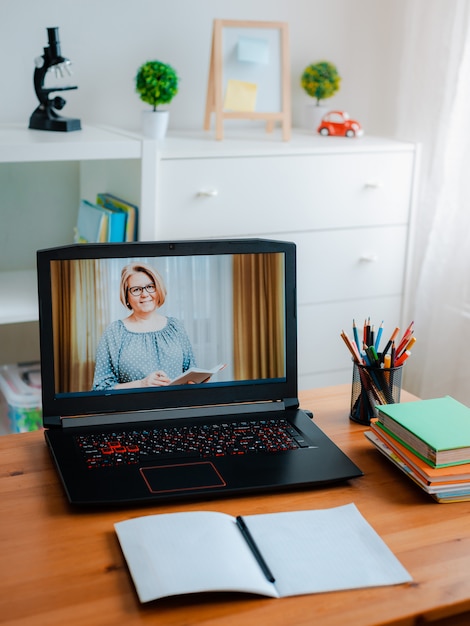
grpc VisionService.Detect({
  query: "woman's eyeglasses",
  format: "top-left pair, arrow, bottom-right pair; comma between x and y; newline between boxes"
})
127,283 -> 157,297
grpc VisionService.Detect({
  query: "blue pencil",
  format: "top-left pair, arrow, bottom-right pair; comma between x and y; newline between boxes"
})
352,319 -> 362,355
374,321 -> 384,351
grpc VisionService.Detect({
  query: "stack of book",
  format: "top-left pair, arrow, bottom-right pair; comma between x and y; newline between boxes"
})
365,396 -> 470,503
74,193 -> 138,243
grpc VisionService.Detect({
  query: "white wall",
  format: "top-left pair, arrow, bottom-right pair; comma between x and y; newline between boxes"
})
1,0 -> 407,137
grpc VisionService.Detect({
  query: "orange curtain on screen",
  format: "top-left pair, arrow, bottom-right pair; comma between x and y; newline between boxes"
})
233,253 -> 285,380
51,259 -> 107,393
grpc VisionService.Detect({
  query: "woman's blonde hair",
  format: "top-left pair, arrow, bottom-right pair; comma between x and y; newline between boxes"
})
120,262 -> 167,310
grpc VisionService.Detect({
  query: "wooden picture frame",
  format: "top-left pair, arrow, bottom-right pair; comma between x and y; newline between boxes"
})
204,19 -> 291,141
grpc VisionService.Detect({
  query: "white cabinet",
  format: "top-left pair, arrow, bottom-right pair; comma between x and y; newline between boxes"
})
0,126 -> 417,390
147,131 -> 418,389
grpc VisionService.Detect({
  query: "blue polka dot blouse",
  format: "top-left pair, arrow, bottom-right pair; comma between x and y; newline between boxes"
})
92,317 -> 196,390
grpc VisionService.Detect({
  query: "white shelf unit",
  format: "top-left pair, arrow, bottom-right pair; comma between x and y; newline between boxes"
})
0,124 -> 143,326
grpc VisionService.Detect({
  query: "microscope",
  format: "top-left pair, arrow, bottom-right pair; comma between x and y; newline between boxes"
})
29,27 -> 81,132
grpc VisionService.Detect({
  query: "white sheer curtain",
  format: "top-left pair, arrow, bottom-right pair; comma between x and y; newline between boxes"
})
160,255 -> 233,379
396,0 -> 470,402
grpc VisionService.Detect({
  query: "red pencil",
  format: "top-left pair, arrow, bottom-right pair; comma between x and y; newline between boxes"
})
395,350 -> 411,367
395,321 -> 414,356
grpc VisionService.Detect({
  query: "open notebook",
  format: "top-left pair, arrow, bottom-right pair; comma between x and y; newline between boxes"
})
37,238 -> 362,505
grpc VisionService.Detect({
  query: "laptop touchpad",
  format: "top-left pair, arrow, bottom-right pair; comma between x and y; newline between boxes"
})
140,462 -> 226,494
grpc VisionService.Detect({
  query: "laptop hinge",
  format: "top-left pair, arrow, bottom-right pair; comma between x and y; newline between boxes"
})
43,415 -> 62,428
55,400 -> 290,429
284,397 -> 300,410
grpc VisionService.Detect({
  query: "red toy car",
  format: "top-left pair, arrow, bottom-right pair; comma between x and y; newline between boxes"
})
317,111 -> 363,137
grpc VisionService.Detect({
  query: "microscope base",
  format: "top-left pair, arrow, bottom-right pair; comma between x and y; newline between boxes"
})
29,107 -> 81,132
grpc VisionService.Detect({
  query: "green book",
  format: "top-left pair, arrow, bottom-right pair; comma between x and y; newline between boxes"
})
376,396 -> 470,468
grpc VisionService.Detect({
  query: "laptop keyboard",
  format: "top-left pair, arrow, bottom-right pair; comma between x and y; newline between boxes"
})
76,418 -> 309,469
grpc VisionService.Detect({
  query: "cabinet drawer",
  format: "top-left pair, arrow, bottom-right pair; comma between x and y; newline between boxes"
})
292,226 -> 408,304
156,151 -> 414,238
297,296 -> 403,380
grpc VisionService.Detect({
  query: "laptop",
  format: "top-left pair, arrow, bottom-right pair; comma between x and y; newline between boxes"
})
37,238 -> 362,506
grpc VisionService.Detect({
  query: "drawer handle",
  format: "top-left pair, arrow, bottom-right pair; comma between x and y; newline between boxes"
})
359,254 -> 378,263
196,188 -> 219,197
364,180 -> 382,188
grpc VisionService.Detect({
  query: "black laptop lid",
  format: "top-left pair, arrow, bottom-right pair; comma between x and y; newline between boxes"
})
37,239 -> 298,427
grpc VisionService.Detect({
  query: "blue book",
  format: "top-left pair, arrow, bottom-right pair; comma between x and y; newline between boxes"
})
96,193 -> 138,241
105,204 -> 126,242
74,200 -> 108,243
75,199 -> 126,243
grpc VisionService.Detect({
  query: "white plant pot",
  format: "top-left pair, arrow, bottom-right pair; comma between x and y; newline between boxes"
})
304,104 -> 329,133
141,110 -> 169,139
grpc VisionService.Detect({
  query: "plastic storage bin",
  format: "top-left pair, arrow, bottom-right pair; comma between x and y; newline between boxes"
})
0,362 -> 42,433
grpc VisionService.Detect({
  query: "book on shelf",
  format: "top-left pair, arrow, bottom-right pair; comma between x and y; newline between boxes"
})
169,363 -> 226,386
96,193 -> 138,241
74,199 -> 107,243
75,199 -> 126,243
376,396 -> 470,467
365,429 -> 470,503
114,504 -> 411,603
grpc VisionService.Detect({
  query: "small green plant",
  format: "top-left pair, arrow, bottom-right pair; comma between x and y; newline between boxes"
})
301,61 -> 341,105
135,60 -> 179,111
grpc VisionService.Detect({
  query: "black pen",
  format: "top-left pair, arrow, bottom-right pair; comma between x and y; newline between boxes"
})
236,515 -> 275,583
381,326 -> 400,362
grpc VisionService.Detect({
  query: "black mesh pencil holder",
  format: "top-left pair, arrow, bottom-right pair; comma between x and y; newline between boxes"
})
350,362 -> 403,425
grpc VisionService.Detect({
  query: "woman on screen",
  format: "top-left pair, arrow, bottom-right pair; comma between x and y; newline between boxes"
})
92,262 -> 196,390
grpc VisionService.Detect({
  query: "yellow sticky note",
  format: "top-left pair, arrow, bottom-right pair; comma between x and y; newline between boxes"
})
224,79 -> 258,112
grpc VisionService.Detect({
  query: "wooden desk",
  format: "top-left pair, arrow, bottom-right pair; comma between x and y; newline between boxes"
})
1,385 -> 470,626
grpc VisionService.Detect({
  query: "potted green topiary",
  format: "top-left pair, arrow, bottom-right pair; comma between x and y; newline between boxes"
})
301,61 -> 341,104
135,60 -> 179,139
300,61 -> 341,131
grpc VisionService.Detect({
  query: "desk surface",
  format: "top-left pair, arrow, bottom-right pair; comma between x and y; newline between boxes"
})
1,385 -> 470,626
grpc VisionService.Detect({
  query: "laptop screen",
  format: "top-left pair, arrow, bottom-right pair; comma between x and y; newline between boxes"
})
37,239 -> 298,425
